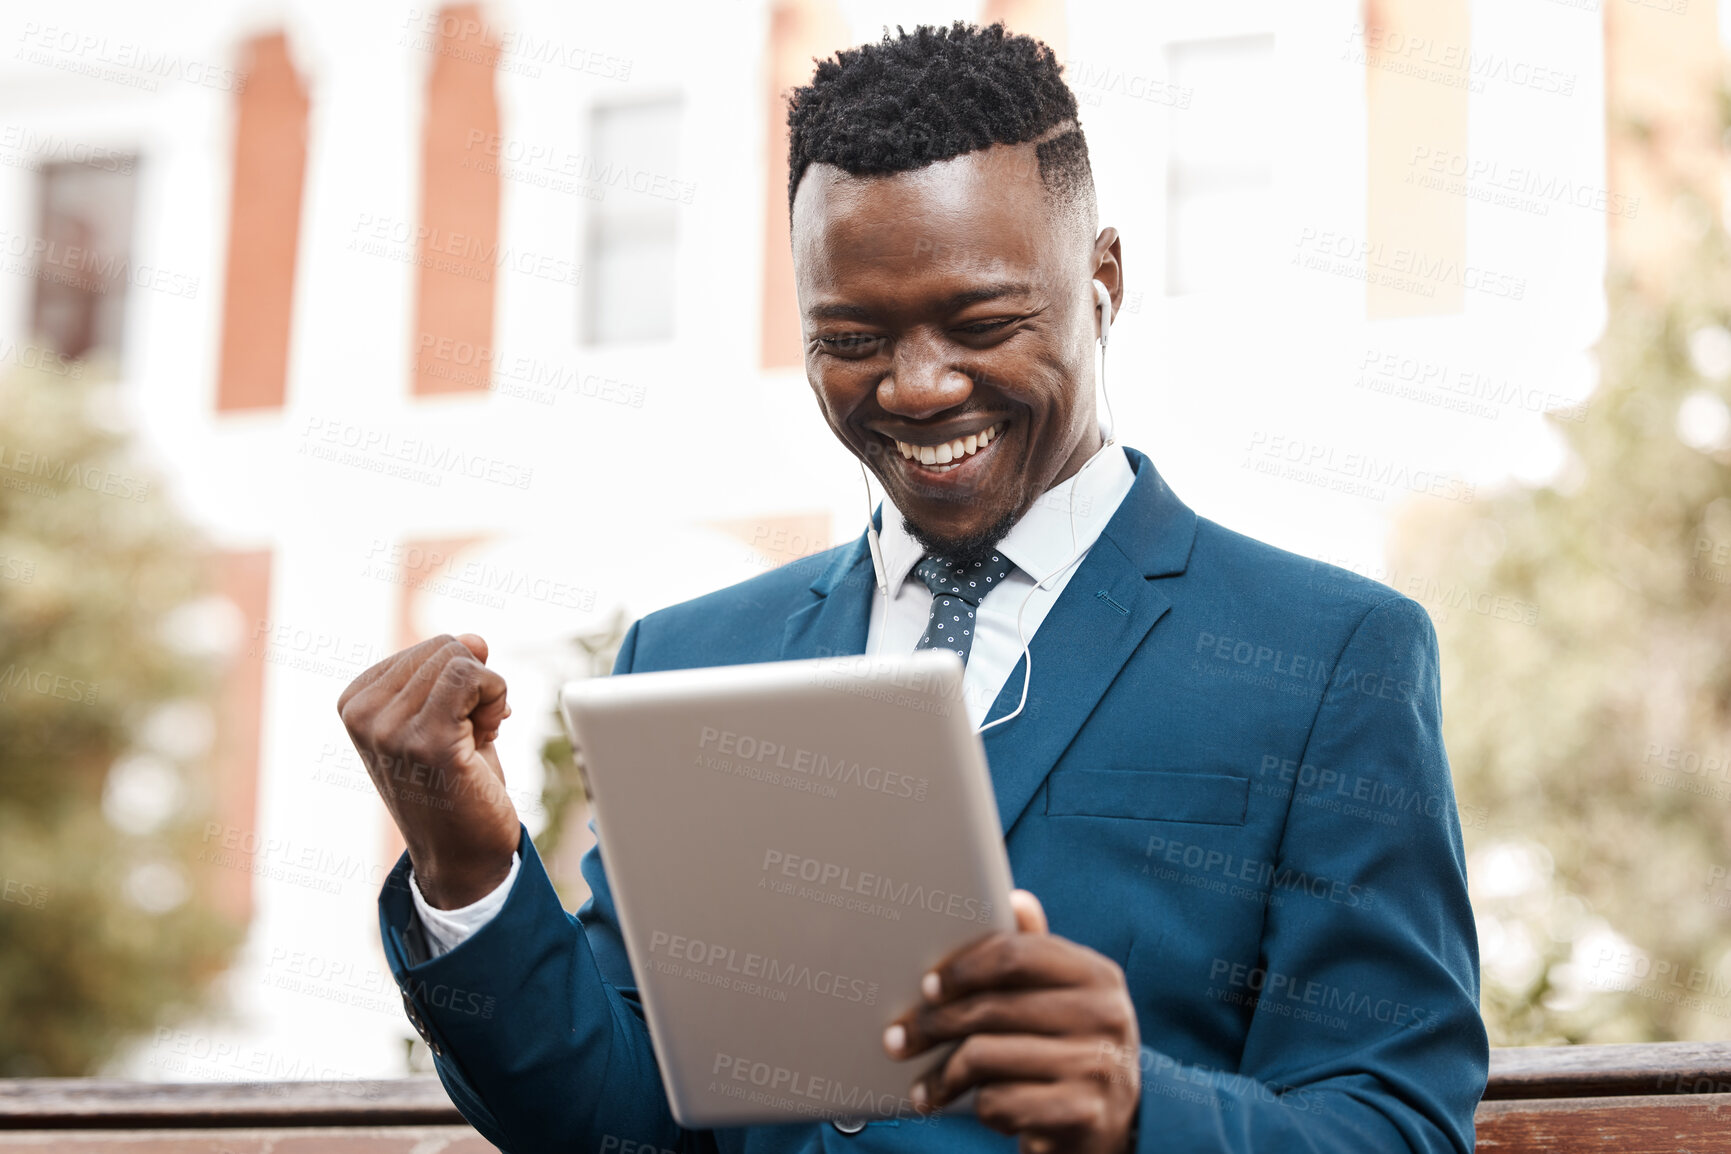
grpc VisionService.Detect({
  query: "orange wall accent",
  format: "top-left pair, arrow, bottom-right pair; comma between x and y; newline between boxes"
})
1363,0 -> 1469,319
760,0 -> 850,372
215,33 -> 308,413
411,4 -> 501,396
391,534 -> 490,652
211,549 -> 273,924
708,511 -> 834,572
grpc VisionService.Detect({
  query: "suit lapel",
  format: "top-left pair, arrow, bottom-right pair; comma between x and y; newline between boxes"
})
774,449 -> 1199,838
979,538 -> 1170,835
981,449 -> 1197,835
779,538 -> 875,660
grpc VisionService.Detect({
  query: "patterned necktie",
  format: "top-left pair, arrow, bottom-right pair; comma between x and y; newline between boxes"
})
913,551 -> 1016,666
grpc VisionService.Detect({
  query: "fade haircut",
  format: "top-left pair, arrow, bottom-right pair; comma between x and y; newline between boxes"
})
785,22 -> 1096,229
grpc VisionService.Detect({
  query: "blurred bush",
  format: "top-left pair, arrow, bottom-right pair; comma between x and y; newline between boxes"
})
0,366 -> 238,1075
1391,139 -> 1731,1043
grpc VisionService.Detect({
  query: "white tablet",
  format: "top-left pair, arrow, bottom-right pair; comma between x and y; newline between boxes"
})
558,649 -> 1016,1128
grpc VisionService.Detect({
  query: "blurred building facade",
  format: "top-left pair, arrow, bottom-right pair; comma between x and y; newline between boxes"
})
0,0 -> 1692,1077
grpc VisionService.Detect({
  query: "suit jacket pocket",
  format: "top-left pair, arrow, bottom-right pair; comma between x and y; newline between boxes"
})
1046,768 -> 1250,826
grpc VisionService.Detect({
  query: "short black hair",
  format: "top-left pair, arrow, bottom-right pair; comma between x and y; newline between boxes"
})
786,22 -> 1094,222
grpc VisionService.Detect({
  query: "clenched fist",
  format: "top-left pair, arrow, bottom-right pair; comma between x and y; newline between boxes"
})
337,633 -> 520,908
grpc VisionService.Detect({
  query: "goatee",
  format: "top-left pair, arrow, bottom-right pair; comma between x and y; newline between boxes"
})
901,506 -> 1021,569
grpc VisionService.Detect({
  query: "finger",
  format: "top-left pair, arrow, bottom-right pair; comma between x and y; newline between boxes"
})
474,697 -> 513,746
924,931 -> 1115,1008
337,634 -> 461,716
352,640 -> 477,794
916,1034 -> 1097,1112
890,986 -> 1127,1058
467,666 -> 511,738
365,638 -> 479,754
455,632 -> 489,664
976,1080 -> 1111,1141
423,651 -> 510,752
1011,889 -> 1047,935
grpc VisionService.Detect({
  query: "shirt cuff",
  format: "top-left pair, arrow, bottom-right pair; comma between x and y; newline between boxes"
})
408,852 -> 522,959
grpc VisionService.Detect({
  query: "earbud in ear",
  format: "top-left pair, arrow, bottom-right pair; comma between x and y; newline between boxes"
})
1092,279 -> 1113,348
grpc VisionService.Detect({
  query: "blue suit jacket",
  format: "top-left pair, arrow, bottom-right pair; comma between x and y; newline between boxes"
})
379,447 -> 1488,1153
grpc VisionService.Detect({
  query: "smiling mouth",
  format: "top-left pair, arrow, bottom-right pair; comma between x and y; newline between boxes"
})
890,422 -> 1007,473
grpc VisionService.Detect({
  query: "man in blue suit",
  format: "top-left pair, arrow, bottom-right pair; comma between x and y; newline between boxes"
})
339,22 -> 1487,1154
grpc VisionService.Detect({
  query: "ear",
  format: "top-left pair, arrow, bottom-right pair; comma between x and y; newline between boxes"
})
1090,227 -> 1124,319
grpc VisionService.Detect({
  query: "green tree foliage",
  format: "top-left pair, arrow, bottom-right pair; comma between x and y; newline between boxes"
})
0,367 -> 238,1074
1390,148 -> 1731,1044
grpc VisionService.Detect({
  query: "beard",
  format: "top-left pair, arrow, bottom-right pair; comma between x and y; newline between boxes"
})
901,505 -> 1023,570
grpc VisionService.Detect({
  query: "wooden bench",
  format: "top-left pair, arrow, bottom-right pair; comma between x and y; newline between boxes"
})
1475,1042 -> 1731,1150
0,1078 -> 490,1153
3,1043 -> 1728,1151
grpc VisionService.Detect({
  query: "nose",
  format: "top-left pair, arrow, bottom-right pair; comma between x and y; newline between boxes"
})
878,331 -> 973,419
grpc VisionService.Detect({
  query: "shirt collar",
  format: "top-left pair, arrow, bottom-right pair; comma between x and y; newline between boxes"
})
876,442 -> 1136,598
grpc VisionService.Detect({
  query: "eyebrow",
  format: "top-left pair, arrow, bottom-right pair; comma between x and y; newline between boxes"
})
805,282 -> 1037,323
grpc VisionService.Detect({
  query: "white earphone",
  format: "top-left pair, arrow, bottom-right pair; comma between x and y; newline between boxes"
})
863,457 -> 888,595
1094,276 -> 1113,349
860,277 -> 1118,731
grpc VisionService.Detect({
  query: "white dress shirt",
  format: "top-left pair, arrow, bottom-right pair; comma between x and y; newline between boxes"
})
410,851 -> 521,955
410,444 -> 1138,957
866,442 -> 1136,728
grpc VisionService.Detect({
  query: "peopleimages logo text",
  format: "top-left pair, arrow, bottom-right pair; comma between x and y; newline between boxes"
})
648,931 -> 878,1005
761,850 -> 994,923
698,727 -> 929,800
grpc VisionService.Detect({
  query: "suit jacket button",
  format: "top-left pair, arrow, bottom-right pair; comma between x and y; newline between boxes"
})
401,993 -> 431,1041
831,1119 -> 867,1135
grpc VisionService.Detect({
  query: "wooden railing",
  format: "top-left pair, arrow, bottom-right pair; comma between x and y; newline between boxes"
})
3,1043 -> 1729,1151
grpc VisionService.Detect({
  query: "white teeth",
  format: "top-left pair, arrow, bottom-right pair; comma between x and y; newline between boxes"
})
893,422 -> 1005,469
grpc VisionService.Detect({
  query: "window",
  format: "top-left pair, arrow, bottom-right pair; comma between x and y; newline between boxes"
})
583,99 -> 681,345
1164,36 -> 1276,296
32,159 -> 140,363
